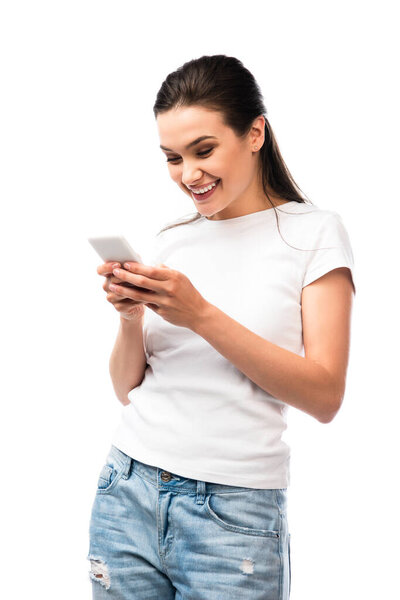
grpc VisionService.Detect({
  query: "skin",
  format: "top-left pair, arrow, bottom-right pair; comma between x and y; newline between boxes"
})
98,105 -> 289,318
157,105 -> 290,220
98,105 -> 354,421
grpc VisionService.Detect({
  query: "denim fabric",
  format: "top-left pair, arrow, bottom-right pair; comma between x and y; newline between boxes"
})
87,444 -> 291,599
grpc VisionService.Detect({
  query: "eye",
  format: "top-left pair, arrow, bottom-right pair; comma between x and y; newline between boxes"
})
166,148 -> 213,163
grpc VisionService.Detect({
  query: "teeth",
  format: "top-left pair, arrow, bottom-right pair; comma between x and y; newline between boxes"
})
191,181 -> 218,194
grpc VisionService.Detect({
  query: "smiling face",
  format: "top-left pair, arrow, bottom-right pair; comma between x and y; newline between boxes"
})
157,105 -> 286,221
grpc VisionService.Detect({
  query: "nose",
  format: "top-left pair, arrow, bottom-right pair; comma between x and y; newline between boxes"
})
181,160 -> 203,187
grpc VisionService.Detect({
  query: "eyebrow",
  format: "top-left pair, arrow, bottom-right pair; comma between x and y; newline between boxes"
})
160,135 -> 217,152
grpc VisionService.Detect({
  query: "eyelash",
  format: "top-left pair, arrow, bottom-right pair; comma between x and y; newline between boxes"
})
165,148 -> 213,163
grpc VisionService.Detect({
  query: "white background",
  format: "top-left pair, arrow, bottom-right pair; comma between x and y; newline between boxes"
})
1,1 -> 398,597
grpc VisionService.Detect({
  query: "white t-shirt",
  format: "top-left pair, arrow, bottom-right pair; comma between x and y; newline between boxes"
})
111,201 -> 356,489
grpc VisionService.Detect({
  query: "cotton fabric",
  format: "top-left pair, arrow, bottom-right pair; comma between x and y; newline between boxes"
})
111,201 -> 356,489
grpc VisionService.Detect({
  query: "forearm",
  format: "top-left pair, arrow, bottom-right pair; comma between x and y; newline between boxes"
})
109,315 -> 147,405
192,303 -> 340,423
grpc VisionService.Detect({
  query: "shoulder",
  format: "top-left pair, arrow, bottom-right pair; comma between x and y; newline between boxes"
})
282,201 -> 342,223
278,203 -> 351,252
287,203 -> 351,240
298,205 -> 356,293
277,201 -> 344,228
309,207 -> 352,246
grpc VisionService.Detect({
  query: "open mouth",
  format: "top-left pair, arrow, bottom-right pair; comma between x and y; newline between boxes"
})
190,179 -> 221,201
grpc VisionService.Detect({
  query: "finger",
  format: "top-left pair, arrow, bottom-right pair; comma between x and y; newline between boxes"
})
114,264 -> 170,292
123,262 -> 171,281
111,273 -> 147,288
97,262 -> 121,276
109,282 -> 159,305
111,268 -> 158,292
104,275 -> 121,286
103,275 -> 125,292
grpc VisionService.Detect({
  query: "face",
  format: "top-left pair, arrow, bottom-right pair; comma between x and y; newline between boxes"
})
157,105 -> 269,220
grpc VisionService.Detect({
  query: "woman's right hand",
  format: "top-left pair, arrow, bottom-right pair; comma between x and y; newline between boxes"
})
97,262 -> 145,322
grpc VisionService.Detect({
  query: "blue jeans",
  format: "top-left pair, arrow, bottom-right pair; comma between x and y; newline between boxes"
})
87,444 -> 291,599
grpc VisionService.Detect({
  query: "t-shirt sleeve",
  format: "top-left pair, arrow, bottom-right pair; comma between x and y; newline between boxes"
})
302,211 -> 356,294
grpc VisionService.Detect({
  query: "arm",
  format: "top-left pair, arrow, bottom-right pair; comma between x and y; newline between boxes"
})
109,315 -> 147,406
192,267 -> 354,424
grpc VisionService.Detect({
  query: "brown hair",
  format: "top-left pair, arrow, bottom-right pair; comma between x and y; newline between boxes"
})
153,54 -> 314,250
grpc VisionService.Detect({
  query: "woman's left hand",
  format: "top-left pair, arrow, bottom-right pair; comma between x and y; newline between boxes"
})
109,262 -> 209,330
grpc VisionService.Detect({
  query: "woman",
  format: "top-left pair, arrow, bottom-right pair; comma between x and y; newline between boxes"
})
87,55 -> 356,599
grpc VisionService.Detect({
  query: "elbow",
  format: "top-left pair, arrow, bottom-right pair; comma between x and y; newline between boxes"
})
318,410 -> 337,424
119,396 -> 131,406
317,390 -> 344,424
116,382 -> 141,406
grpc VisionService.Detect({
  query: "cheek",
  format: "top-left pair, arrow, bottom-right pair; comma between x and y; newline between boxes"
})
169,170 -> 181,184
231,154 -> 252,181
208,159 -> 226,180
217,150 -> 241,177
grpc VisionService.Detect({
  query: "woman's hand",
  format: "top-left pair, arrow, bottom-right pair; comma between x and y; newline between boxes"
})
97,261 -> 145,322
108,262 -> 209,330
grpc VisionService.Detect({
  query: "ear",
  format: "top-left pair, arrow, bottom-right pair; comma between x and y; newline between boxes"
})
250,115 -> 265,149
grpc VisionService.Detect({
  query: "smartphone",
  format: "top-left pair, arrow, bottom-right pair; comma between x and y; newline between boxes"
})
88,235 -> 144,289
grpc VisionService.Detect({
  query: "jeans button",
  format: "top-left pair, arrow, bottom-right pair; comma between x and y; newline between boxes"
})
160,471 -> 172,482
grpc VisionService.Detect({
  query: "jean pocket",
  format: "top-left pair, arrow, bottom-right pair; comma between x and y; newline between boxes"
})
204,489 -> 281,538
95,445 -> 128,495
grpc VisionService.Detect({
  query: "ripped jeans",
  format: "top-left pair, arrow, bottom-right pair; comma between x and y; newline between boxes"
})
86,444 -> 291,599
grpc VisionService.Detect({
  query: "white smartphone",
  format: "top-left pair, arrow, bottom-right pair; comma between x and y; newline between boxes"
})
88,235 -> 143,265
88,235 -> 144,288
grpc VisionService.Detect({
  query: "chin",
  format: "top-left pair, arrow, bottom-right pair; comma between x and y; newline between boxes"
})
198,206 -> 219,217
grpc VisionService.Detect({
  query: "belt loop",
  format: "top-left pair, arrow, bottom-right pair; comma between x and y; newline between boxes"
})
196,480 -> 206,504
122,455 -> 133,479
